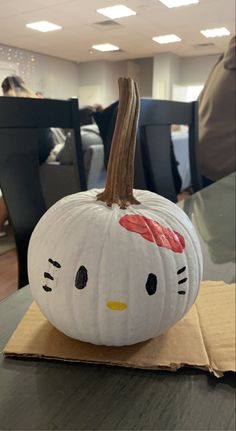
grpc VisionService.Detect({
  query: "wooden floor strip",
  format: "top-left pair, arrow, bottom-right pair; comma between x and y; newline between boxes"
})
0,249 -> 18,301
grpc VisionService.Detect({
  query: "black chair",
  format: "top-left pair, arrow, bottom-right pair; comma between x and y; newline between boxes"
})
94,98 -> 202,202
138,98 -> 202,202
0,96 -> 86,288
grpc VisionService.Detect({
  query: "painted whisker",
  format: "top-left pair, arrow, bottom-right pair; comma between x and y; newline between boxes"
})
44,272 -> 54,280
178,277 -> 187,284
42,285 -> 52,292
177,266 -> 186,274
48,258 -> 61,268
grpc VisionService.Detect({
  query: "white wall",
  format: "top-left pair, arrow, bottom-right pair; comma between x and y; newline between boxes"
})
0,44 -> 151,106
136,58 -> 153,97
77,60 -> 123,107
34,54 -> 79,99
101,61 -> 127,106
152,53 -> 181,99
0,44 -> 79,99
77,60 -> 107,107
180,54 -> 220,85
0,43 -> 222,105
152,52 -> 221,100
77,59 -> 148,107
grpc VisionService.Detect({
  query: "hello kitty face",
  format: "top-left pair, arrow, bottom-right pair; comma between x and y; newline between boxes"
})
42,214 -> 188,306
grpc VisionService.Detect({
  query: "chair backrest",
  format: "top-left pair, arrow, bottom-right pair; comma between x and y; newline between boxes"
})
95,98 -> 202,202
0,96 -> 86,288
138,98 -> 202,202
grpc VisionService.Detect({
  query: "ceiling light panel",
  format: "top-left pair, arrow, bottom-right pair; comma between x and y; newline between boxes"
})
26,21 -> 62,32
200,27 -> 230,38
158,0 -> 199,7
96,5 -> 136,19
92,44 -> 120,52
152,34 -> 181,44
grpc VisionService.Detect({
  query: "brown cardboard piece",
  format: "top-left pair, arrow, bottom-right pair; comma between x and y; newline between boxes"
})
4,281 -> 236,377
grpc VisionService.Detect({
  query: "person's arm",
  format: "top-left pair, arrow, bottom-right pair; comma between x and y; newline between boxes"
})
223,35 -> 236,70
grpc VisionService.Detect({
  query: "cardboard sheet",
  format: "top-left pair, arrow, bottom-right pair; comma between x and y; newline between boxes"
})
4,281 -> 236,377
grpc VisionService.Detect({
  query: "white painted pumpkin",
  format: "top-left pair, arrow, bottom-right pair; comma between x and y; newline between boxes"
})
28,78 -> 202,346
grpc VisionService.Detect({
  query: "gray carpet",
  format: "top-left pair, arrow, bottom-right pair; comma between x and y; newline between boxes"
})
0,225 -> 16,255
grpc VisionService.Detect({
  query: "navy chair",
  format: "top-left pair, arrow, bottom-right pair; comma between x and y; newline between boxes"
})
138,98 -> 202,202
0,96 -> 86,288
94,98 -> 202,202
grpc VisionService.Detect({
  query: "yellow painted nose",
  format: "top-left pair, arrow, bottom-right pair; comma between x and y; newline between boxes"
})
106,301 -> 127,311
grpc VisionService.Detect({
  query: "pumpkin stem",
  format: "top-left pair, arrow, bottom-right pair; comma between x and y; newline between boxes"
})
97,77 -> 141,208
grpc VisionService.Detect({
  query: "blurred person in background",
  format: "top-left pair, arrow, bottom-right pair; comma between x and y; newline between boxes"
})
198,35 -> 236,187
56,105 -> 103,167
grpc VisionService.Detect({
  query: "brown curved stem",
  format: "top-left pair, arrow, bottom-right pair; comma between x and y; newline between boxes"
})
97,77 -> 141,208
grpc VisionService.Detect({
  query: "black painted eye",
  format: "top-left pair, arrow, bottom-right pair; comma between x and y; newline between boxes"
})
146,273 -> 157,296
75,266 -> 88,289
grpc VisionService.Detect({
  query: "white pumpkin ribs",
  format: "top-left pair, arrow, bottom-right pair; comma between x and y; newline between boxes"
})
97,77 -> 141,208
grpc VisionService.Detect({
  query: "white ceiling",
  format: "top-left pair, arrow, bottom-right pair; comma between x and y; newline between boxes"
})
0,0 -> 235,63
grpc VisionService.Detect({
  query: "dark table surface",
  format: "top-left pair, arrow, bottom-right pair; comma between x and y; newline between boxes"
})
1,173 -> 235,431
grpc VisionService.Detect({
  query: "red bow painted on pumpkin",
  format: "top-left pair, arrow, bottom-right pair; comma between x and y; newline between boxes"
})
119,214 -> 185,253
